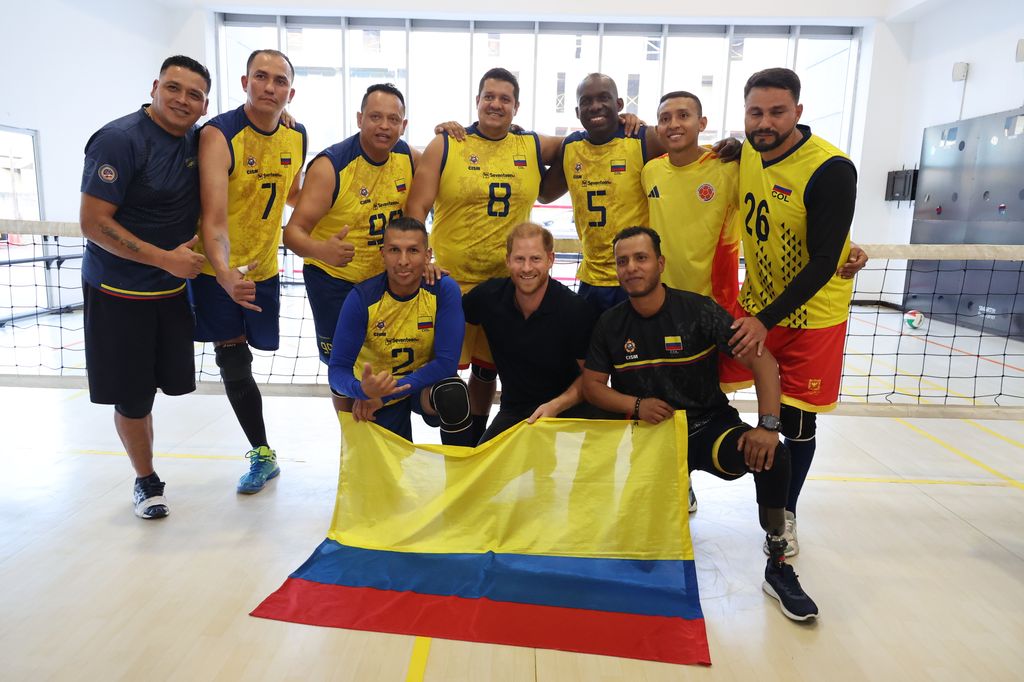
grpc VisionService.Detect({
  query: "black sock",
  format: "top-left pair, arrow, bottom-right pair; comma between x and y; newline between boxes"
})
223,376 -> 269,449
440,427 -> 478,447
785,438 -> 816,514
470,414 -> 489,444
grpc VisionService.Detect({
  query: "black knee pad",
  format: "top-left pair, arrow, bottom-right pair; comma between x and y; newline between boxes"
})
115,393 -> 155,419
470,364 -> 497,382
429,377 -> 472,433
781,404 -> 816,441
215,343 -> 254,382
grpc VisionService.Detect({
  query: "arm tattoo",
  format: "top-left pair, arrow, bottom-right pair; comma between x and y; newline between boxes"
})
100,224 -> 141,253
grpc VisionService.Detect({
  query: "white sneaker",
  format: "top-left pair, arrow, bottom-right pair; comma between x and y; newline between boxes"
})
763,511 -> 798,557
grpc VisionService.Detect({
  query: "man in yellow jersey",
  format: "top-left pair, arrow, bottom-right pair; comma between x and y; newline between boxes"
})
539,74 -> 740,313
283,83 -> 418,415
407,67 -> 560,444
724,68 -> 858,558
643,91 -> 742,310
328,217 -> 469,442
194,49 -> 307,494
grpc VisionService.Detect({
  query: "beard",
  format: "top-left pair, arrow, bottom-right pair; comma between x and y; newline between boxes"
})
747,128 -> 791,152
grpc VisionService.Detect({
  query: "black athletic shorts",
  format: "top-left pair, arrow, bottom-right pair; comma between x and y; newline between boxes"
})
82,282 -> 196,404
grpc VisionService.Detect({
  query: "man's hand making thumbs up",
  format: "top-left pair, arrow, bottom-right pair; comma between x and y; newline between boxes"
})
161,234 -> 206,279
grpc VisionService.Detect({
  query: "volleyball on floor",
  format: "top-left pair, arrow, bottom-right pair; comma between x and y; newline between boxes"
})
903,310 -> 925,329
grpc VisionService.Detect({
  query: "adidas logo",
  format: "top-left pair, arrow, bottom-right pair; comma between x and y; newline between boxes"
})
648,186 -> 661,198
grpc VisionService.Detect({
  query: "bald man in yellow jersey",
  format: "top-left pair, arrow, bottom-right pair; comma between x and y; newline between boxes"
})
195,49 -> 306,494
724,68 -> 859,559
642,91 -> 741,311
407,67 -> 561,443
283,83 -> 419,415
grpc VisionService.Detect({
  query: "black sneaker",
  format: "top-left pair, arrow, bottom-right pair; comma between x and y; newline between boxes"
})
133,474 -> 169,519
763,552 -> 818,622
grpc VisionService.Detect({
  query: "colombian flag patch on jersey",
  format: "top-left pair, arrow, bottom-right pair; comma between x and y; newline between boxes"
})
417,316 -> 434,331
395,179 -> 407,192
611,159 -> 626,173
664,336 -> 682,352
513,155 -> 527,168
281,152 -> 292,166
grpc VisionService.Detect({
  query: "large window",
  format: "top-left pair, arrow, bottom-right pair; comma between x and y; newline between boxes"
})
218,16 -> 860,155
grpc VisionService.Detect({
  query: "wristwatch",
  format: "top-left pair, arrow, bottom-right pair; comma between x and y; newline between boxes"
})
757,414 -> 781,432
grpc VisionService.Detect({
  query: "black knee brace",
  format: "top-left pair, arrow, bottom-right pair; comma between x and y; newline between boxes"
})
215,342 -> 254,382
429,377 -> 472,433
115,393 -> 155,419
781,404 -> 816,441
470,364 -> 497,382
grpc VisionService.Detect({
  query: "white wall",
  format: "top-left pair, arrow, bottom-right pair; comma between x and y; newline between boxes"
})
856,0 -> 1024,244
0,0 -> 203,221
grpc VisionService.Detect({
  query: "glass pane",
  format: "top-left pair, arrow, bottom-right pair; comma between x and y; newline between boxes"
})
471,32 -> 537,130
534,33 -> 599,137
600,35 -> 663,121
222,25 -> 280,112
663,36 -> 728,145
795,37 -> 853,148
408,31 -> 471,147
347,28 -> 408,140
723,36 -> 789,139
285,26 -> 344,160
0,129 -> 40,221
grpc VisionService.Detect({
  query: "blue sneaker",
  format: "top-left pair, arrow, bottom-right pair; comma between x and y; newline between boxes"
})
237,446 -> 280,494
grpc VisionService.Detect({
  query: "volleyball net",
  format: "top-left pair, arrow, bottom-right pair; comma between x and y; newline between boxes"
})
2,219 -> 1022,418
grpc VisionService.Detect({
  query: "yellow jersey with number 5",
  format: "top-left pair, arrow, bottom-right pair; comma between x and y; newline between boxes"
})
431,126 -> 542,286
198,106 -> 306,282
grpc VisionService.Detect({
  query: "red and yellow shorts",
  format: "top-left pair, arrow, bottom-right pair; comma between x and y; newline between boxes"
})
719,320 -> 847,412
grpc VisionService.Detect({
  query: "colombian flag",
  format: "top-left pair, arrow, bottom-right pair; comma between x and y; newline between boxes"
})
772,183 -> 792,197
253,413 -> 709,666
417,316 -> 433,330
395,178 -> 407,192
280,152 -> 292,166
513,155 -> 527,168
611,159 -> 627,173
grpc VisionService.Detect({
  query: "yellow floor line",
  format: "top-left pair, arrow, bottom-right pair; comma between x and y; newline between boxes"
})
405,637 -> 432,682
895,419 -> 1024,492
74,449 -> 305,463
809,474 -> 1010,487
63,389 -> 88,401
965,420 -> 1024,450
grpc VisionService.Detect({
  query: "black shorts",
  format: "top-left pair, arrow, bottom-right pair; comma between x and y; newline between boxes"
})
82,282 -> 196,404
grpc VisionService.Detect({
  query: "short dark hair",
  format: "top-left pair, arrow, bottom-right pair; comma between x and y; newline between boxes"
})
246,49 -> 295,81
478,67 -> 520,103
658,90 -> 703,117
744,67 -> 801,102
384,216 -> 428,244
613,226 -> 662,258
361,83 -> 406,111
160,55 -> 211,93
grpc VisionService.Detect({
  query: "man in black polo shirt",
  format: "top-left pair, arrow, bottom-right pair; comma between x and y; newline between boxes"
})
79,56 -> 211,519
462,222 -> 602,443
582,226 -> 819,622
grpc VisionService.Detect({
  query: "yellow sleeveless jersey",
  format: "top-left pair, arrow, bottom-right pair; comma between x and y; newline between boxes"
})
642,152 -> 741,307
198,106 -> 306,281
431,125 -> 542,285
306,135 -> 414,282
738,129 -> 854,328
562,127 -> 649,286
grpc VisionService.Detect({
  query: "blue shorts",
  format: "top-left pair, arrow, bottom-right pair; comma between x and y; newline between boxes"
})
303,263 -> 356,364
577,282 -> 627,313
189,273 -> 281,351
370,392 -> 438,442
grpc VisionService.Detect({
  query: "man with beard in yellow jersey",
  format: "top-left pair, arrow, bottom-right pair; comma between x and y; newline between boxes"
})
643,91 -> 742,311
283,83 -> 418,416
407,67 -> 561,444
194,49 -> 306,494
724,68 -> 858,559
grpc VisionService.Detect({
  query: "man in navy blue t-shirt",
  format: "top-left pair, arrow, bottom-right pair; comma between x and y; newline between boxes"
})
79,55 -> 210,520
